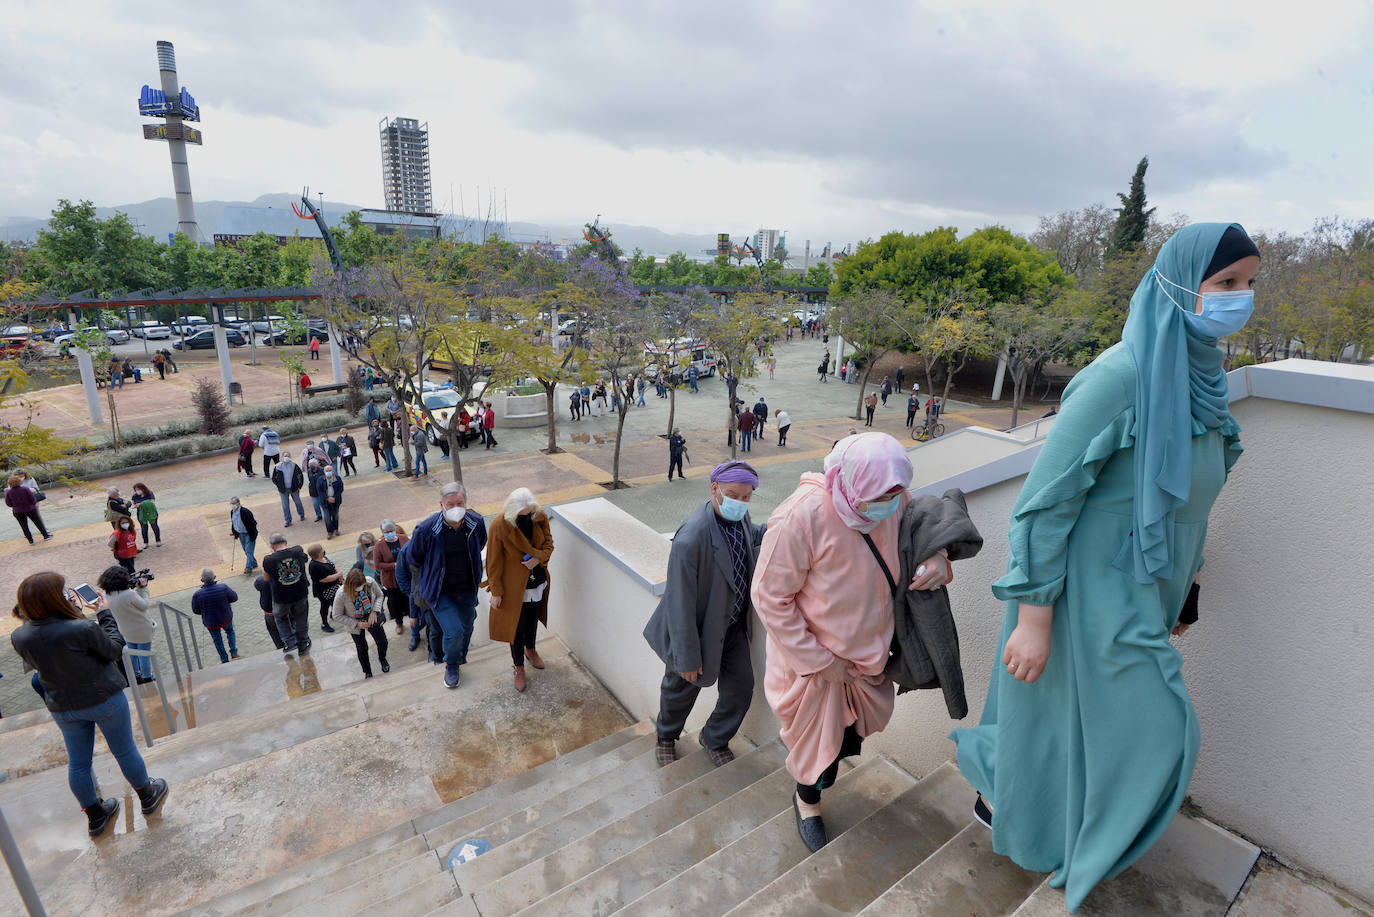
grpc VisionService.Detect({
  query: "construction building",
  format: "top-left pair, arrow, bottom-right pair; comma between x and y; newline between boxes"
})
379,116 -> 433,214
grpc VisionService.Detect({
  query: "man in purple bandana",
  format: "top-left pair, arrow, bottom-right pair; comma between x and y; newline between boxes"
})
643,460 -> 767,768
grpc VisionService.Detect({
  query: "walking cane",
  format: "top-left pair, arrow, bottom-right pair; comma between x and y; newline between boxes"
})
229,537 -> 237,575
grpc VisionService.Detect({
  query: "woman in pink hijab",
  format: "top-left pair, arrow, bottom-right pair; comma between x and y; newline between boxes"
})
752,432 -> 951,851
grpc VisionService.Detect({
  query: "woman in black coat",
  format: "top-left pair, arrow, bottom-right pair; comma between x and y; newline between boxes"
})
10,572 -> 169,837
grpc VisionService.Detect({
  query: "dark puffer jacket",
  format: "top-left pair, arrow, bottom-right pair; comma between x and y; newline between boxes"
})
11,611 -> 128,712
190,581 -> 238,629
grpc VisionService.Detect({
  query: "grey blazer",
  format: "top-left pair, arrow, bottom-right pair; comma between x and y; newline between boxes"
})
643,500 -> 766,686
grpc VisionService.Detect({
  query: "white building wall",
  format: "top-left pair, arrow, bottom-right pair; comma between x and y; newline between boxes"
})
548,362 -> 1374,901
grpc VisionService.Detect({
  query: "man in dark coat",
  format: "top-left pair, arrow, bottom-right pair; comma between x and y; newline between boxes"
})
643,461 -> 766,768
668,429 -> 687,481
228,497 -> 258,574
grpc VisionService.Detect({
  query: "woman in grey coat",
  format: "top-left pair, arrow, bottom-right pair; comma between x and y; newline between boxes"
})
99,566 -> 156,684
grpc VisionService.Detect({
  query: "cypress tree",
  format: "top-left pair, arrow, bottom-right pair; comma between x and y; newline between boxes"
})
1107,156 -> 1156,260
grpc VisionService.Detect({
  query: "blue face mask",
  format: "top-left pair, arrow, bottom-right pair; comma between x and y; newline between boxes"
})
717,495 -> 750,522
1155,272 -> 1255,338
863,496 -> 901,522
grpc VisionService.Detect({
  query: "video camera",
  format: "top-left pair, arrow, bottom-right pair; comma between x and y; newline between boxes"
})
135,568 -> 155,582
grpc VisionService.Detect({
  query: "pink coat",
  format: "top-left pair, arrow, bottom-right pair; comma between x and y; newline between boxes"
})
751,472 -> 902,784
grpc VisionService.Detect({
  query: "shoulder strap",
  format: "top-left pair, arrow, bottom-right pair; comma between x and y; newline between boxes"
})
861,533 -> 898,596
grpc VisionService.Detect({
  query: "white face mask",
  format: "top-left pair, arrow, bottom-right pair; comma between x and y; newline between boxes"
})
443,506 -> 466,524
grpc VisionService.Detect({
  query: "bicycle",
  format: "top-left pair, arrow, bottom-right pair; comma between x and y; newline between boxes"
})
911,419 -> 945,442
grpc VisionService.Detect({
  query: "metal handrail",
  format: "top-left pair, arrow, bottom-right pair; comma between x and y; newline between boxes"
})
122,650 -> 174,748
0,804 -> 45,915
156,601 -> 204,688
1003,414 -> 1057,441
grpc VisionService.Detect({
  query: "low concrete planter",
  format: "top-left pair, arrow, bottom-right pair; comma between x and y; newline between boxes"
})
501,392 -> 548,429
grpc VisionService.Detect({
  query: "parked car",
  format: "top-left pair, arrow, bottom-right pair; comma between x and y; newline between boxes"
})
53,329 -> 130,348
399,384 -> 479,445
173,328 -> 247,350
268,327 -> 328,345
131,321 -> 172,340
171,316 -> 210,335
250,314 -> 288,334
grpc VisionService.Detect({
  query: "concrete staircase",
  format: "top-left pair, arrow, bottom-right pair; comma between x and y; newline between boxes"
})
185,728 -> 1261,917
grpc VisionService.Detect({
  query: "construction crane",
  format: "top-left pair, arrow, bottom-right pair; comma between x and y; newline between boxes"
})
292,187 -> 344,274
733,238 -> 771,290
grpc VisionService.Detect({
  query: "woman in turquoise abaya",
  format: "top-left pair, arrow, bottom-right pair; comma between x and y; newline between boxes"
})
952,223 -> 1260,912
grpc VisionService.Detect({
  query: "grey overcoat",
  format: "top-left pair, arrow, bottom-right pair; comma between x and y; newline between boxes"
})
642,500 -> 766,686
887,488 -> 984,718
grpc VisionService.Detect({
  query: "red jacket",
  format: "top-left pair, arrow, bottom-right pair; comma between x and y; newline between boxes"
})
299,373 -> 312,391
482,408 -> 495,430
737,411 -> 756,433
113,528 -> 138,559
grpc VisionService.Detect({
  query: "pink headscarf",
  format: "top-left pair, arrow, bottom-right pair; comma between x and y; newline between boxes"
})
823,432 -> 913,533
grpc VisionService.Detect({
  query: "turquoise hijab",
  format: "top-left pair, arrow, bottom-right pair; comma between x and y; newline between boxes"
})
1120,222 -> 1247,584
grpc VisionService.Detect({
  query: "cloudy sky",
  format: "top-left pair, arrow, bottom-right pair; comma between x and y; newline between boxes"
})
2,0 -> 1370,246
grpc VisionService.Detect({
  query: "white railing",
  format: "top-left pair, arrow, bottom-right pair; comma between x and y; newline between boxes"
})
121,649 -> 175,748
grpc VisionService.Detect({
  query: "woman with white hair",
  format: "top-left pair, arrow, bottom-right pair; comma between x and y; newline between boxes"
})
484,487 -> 554,692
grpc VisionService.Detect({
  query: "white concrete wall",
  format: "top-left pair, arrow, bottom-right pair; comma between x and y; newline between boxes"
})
547,366 -> 1374,899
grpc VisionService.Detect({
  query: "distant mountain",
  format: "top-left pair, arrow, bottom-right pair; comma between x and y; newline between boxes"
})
0,196 -> 738,260
0,193 -> 371,245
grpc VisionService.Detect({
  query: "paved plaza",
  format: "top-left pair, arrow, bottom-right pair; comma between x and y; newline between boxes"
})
0,335 -> 1023,718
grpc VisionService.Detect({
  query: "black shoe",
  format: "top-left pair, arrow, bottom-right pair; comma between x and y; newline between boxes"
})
85,798 -> 119,837
408,635 -> 420,651
284,521 -> 293,528
321,624 -> 335,633
135,675 -> 155,685
364,672 -> 373,678
137,778 -> 169,816
381,661 -> 391,673
793,794 -> 828,852
973,794 -> 993,830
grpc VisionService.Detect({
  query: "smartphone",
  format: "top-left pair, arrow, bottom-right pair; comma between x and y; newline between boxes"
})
522,554 -> 533,562
73,583 -> 100,605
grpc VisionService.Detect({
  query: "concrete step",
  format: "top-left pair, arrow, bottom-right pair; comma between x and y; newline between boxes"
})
283,846 -> 443,917
225,833 -> 430,917
197,720 -> 650,917
722,762 -> 973,917
613,756 -> 918,917
356,870 -> 460,917
407,718 -> 652,837
449,742 -> 726,896
511,763 -> 798,917
1008,813 -> 1260,917
856,822 -> 1044,916
478,741 -> 789,917
415,732 -> 660,852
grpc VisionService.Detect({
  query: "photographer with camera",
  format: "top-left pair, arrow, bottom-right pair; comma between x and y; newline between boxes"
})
99,565 -> 156,684
10,571 -> 169,838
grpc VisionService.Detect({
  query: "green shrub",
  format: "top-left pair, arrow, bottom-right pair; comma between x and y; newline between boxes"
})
1228,351 -> 1256,369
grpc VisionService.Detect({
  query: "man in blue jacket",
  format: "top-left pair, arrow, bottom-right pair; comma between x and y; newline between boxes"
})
190,568 -> 240,663
404,481 -> 488,688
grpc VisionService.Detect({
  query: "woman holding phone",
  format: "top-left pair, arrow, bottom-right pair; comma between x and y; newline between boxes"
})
10,571 -> 169,838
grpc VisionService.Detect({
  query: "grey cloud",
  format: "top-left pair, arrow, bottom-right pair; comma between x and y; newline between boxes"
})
436,2 -> 1285,217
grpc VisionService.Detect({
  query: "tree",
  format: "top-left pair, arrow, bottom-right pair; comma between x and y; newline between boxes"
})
24,200 -> 168,296
1031,204 -> 1114,282
523,284 -> 595,453
1106,157 -> 1156,261
0,291 -> 78,473
990,297 -> 1092,425
574,257 -> 649,486
695,291 -> 786,459
829,290 -> 906,420
648,288 -> 711,438
191,377 -> 232,435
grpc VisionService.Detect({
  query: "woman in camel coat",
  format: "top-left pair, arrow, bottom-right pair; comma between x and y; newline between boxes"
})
485,487 -> 554,692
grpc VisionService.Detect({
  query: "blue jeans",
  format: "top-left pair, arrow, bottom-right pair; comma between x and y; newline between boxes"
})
280,490 -> 305,524
237,532 -> 257,571
51,693 -> 150,809
311,493 -> 324,521
413,452 -> 429,476
740,429 -> 753,452
207,624 -> 238,663
127,641 -> 153,678
431,592 -> 478,667
383,447 -> 398,470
